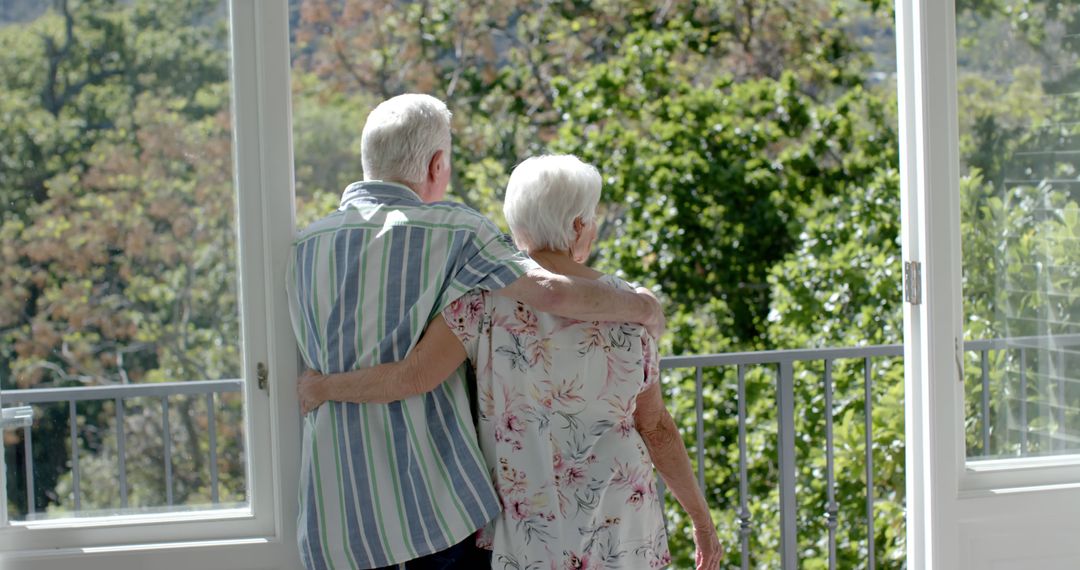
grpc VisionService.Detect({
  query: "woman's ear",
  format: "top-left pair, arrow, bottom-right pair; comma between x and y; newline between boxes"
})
570,217 -> 590,263
572,216 -> 585,236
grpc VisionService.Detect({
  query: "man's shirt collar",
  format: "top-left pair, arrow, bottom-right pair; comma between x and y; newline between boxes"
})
340,180 -> 423,207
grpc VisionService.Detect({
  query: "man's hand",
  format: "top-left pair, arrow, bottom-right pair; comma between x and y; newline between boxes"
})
693,522 -> 723,569
635,286 -> 666,338
297,369 -> 328,415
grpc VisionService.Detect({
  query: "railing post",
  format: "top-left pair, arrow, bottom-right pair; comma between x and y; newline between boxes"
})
824,360 -> 838,570
777,361 -> 797,569
737,364 -> 752,570
116,397 -> 127,509
0,413 -> 6,528
162,397 -> 174,506
864,358 -> 876,569
206,393 -> 219,504
981,349 -> 991,456
69,400 -> 81,512
1057,350 -> 1066,450
1039,344 -> 1052,451
695,367 -> 705,492
23,414 -> 35,517
1019,348 -> 1028,453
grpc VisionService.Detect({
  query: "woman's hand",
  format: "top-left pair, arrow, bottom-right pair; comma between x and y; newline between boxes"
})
693,522 -> 723,570
297,369 -> 327,414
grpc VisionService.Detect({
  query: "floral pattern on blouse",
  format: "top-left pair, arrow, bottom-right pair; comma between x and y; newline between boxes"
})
443,275 -> 671,570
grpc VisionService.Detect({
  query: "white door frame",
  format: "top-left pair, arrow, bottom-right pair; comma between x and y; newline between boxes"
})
896,0 -> 965,567
231,0 -> 303,560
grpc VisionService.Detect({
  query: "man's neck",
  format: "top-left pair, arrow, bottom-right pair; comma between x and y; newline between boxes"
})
359,178 -> 433,202
367,178 -> 430,201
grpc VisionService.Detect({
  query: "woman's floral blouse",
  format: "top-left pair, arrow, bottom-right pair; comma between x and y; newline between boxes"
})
443,275 -> 671,570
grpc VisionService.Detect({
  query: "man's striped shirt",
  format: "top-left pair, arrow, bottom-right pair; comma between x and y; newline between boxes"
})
286,181 -> 537,569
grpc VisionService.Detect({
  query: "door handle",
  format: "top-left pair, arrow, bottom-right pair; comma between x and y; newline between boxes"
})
1,406 -> 33,430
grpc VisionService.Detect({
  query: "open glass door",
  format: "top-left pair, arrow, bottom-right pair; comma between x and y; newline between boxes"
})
0,2 -> 301,567
898,1 -> 1080,568
0,0 -> 251,527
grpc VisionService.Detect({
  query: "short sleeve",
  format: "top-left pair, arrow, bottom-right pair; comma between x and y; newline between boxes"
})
597,274 -> 659,391
447,217 -> 538,296
641,333 -> 661,390
441,289 -> 491,362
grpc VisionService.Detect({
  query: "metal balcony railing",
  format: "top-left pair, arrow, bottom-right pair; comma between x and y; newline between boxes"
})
965,334 -> 1080,456
659,344 -> 903,570
2,335 -> 1077,568
3,379 -> 242,517
656,334 -> 1079,569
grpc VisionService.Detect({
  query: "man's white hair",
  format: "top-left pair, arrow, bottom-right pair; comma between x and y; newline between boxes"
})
361,94 -> 452,187
503,155 -> 602,253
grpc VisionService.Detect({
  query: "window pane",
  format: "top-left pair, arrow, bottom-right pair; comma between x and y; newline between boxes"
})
957,2 -> 1080,460
0,0 -> 247,520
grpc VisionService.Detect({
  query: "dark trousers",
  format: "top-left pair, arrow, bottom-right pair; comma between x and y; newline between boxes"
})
371,535 -> 492,570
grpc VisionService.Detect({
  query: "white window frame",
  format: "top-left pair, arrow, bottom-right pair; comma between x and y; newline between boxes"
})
0,1 -> 302,568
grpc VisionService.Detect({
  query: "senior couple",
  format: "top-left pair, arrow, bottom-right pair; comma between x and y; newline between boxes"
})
287,93 -> 721,570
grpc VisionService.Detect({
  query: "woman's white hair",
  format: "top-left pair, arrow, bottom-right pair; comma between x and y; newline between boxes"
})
503,155 -> 602,253
361,94 -> 452,187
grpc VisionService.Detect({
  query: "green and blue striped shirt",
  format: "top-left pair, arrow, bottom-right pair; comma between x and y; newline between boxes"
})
286,181 -> 537,569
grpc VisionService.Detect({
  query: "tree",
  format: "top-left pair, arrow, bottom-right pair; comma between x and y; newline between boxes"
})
1,0 -> 243,517
540,10 -> 902,560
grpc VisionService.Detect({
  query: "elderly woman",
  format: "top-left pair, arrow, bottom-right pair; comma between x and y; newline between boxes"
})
299,155 -> 722,569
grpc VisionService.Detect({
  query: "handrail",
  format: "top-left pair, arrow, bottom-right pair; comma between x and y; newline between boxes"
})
4,379 -> 243,404
658,333 -> 1080,370
660,344 -> 903,369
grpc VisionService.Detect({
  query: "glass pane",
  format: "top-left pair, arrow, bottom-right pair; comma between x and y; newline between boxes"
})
957,2 -> 1080,460
0,0 -> 247,520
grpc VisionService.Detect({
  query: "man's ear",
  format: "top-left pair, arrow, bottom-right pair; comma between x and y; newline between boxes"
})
428,149 -> 445,182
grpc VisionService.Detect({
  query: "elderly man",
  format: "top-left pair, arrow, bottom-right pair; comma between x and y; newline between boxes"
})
286,94 -> 663,570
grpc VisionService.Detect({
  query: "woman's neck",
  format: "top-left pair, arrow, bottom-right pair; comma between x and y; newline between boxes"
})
527,249 -> 603,280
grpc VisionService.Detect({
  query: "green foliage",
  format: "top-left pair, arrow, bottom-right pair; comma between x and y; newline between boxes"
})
548,19 -> 896,349
768,166 -> 902,349
541,11 -> 904,569
1,0 -> 243,518
960,171 -> 1080,457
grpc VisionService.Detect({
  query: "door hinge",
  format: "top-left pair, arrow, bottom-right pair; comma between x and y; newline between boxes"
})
256,361 -> 269,393
904,260 -> 922,305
